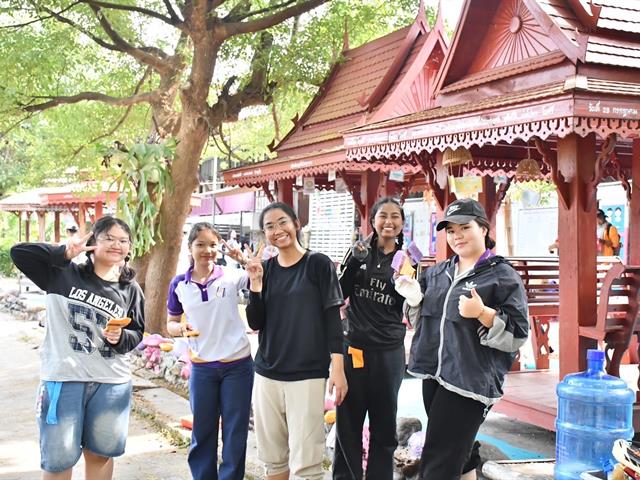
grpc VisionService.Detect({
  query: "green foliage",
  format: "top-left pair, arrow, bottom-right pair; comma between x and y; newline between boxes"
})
0,237 -> 16,277
98,139 -> 176,258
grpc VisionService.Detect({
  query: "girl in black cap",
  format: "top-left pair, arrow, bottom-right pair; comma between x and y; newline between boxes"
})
403,197 -> 529,479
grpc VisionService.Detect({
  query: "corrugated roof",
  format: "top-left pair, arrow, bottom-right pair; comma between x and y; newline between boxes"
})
586,35 -> 640,67
537,0 -> 640,67
276,25 -> 422,155
304,27 -> 411,126
593,0 -> 640,34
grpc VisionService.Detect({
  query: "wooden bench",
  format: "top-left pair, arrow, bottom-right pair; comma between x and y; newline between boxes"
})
507,256 -> 627,369
579,263 -> 640,380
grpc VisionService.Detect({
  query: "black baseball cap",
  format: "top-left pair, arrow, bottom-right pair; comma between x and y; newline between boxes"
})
436,198 -> 488,231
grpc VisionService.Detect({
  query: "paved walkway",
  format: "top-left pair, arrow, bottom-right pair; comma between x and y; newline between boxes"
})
0,275 -> 556,479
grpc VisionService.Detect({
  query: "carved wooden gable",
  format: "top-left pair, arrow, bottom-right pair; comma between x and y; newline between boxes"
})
390,46 -> 445,118
467,0 -> 558,74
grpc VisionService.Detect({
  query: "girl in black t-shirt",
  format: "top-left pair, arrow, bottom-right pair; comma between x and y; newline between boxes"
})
245,202 -> 347,480
333,197 -> 411,480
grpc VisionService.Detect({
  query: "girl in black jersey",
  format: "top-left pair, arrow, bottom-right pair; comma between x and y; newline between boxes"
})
245,202 -> 347,480
11,216 -> 144,480
333,197 -> 412,480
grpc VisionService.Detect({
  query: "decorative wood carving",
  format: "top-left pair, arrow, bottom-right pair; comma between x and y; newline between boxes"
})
392,61 -> 440,118
346,117 -> 638,164
534,136 -> 570,210
261,183 -> 275,203
341,174 -> 365,219
414,151 -> 452,211
467,0 -> 556,74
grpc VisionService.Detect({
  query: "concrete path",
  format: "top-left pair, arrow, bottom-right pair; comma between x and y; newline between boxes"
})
0,312 -> 192,480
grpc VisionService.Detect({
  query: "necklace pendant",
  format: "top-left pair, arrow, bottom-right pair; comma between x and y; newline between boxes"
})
377,263 -> 381,268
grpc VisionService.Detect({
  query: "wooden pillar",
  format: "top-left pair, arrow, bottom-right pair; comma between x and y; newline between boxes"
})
37,212 -> 46,241
25,211 -> 31,242
54,212 -> 61,243
478,176 -> 498,237
276,178 -> 294,207
629,138 -> 640,265
94,201 -> 103,221
78,203 -> 87,234
360,170 -> 382,236
557,133 -> 598,379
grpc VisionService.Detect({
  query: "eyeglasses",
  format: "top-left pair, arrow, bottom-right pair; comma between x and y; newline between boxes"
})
263,218 -> 292,233
97,235 -> 131,248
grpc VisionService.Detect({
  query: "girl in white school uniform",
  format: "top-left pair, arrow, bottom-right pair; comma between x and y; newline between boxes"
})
167,222 -> 253,480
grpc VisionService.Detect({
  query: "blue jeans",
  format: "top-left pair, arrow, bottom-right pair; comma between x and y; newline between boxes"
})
36,380 -> 132,472
188,357 -> 254,480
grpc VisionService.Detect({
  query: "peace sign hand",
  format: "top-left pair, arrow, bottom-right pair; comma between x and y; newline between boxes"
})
245,243 -> 265,292
220,238 -> 247,265
65,231 -> 96,260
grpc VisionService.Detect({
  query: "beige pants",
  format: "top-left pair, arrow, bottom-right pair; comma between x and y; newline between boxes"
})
253,374 -> 326,479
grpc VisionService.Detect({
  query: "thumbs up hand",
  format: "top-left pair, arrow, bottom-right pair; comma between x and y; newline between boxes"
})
458,288 -> 485,319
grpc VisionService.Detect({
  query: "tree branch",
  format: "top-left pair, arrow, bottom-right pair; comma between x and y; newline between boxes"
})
72,67 -> 153,157
0,2 -> 81,29
0,113 -> 36,137
86,4 -> 176,75
79,0 -> 182,28
21,90 -> 160,113
228,0 -> 298,22
207,32 -> 275,124
163,0 -> 183,22
222,0 -> 328,37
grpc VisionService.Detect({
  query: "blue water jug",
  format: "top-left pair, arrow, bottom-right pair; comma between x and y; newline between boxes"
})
555,349 -> 635,479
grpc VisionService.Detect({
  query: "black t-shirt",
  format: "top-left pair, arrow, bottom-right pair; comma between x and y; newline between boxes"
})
339,245 -> 406,349
249,251 -> 344,381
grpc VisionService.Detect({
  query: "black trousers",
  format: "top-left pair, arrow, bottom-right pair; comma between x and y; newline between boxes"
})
419,379 -> 485,480
333,344 -> 405,480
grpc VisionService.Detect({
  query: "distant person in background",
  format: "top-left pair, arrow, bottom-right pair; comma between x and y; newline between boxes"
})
597,209 -> 621,256
548,238 -> 559,255
65,223 -> 79,239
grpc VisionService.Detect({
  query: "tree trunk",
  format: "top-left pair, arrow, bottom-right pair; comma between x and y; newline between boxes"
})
142,111 -> 209,334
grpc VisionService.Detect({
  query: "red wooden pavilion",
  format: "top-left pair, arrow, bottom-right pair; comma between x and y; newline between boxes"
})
344,0 -> 640,429
0,182 -> 114,242
222,3 -> 449,233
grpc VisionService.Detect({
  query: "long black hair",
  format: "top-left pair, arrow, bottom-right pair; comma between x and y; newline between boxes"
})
81,215 -> 136,284
187,222 -> 221,267
259,202 -> 302,243
368,197 -> 405,250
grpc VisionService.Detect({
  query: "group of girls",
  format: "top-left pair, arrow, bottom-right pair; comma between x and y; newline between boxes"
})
11,195 -> 528,480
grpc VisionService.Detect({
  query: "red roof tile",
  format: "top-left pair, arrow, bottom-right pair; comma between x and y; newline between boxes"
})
276,25 -> 421,156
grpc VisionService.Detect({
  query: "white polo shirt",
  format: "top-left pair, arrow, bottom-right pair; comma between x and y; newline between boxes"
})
167,266 -> 251,363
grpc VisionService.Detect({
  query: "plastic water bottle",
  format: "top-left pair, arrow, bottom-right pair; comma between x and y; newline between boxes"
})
555,349 -> 634,479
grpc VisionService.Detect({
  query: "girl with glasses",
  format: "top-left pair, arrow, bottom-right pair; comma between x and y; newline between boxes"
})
166,222 -> 253,480
10,215 -> 144,480
245,202 -> 347,480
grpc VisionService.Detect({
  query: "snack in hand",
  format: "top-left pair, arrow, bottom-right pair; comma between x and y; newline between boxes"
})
391,250 -> 406,272
406,241 -> 424,265
106,317 -> 131,328
185,330 -> 200,338
399,257 -> 416,278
